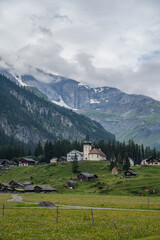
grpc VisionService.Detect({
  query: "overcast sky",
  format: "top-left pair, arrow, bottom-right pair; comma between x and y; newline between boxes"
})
0,0 -> 160,99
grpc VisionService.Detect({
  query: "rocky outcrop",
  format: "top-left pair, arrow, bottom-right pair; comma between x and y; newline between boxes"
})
0,75 -> 115,146
2,66 -> 160,148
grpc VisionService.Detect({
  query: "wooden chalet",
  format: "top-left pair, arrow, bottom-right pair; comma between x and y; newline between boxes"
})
0,159 -> 17,170
141,157 -> 160,166
123,170 -> 137,178
19,157 -> 36,166
77,172 -> 98,181
24,185 -> 57,193
0,183 -> 11,192
112,167 -> 121,174
9,180 -> 24,188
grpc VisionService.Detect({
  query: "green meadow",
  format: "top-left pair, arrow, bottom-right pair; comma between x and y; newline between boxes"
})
0,162 -> 160,239
0,207 -> 160,240
0,161 -> 160,196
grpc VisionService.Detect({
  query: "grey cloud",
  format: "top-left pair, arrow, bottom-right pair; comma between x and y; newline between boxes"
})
54,14 -> 72,23
0,0 -> 160,100
39,26 -> 52,36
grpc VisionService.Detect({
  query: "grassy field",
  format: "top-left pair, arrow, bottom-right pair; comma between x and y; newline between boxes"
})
0,161 -> 160,196
0,207 -> 160,240
0,161 -> 160,239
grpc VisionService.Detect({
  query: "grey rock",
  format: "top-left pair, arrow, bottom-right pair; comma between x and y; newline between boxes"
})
37,201 -> 56,208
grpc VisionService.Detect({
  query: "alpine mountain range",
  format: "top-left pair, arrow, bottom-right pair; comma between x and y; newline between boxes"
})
1,66 -> 160,149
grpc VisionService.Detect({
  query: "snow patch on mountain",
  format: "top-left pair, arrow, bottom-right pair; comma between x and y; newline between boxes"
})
12,74 -> 27,87
78,82 -> 90,89
94,88 -> 104,93
90,99 -> 100,104
52,96 -> 78,111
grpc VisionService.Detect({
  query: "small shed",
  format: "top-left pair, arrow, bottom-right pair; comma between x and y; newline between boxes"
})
9,180 -> 24,188
112,167 -> 121,175
77,172 -> 98,181
66,180 -> 78,189
50,158 -> 58,164
124,170 -> 137,178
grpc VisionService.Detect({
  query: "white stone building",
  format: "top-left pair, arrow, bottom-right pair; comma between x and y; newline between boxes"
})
67,150 -> 83,162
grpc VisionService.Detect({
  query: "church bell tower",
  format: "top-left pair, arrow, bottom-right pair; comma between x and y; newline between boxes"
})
83,131 -> 92,160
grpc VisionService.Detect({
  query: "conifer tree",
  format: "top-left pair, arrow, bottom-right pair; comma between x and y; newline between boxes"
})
116,153 -> 123,168
34,141 -> 43,157
123,152 -> 130,171
72,154 -> 79,173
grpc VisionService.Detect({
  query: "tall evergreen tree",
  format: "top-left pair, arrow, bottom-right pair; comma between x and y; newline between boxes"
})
123,152 -> 130,171
44,141 -> 53,162
72,154 -> 79,173
116,153 -> 123,168
34,141 -> 43,157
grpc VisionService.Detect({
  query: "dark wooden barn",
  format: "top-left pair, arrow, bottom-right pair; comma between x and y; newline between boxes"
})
124,170 -> 137,178
77,172 -> 98,181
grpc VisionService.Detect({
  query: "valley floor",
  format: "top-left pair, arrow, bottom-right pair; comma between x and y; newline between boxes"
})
0,193 -> 160,239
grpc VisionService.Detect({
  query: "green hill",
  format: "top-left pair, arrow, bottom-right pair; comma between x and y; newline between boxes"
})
0,161 -> 160,196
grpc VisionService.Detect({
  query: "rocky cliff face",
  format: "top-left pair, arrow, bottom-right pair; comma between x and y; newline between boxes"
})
0,74 -> 115,146
2,67 -> 160,148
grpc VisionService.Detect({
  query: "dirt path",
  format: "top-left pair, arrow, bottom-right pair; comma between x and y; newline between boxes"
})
8,195 -> 160,212
7,194 -> 37,204
8,194 -> 23,202
57,205 -> 160,212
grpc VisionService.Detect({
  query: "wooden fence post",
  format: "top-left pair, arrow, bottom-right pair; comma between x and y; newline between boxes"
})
2,204 -> 4,217
56,206 -> 59,223
91,208 -> 94,224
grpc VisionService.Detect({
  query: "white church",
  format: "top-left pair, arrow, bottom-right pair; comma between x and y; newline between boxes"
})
67,134 -> 107,161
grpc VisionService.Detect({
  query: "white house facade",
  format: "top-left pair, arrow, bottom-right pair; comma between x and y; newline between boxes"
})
88,148 -> 107,161
67,150 -> 83,162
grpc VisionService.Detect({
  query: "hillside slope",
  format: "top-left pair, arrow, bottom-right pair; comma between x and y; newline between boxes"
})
0,75 -> 115,146
2,67 -> 160,148
0,162 -> 160,196
2,67 -> 160,149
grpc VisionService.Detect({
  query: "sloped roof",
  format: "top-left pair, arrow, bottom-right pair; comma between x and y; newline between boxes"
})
125,170 -> 137,175
0,183 -> 10,188
0,159 -> 16,165
9,180 -> 24,187
35,185 -> 57,191
20,158 -> 35,162
79,172 -> 98,178
89,148 -> 106,157
24,185 -> 35,191
68,150 -> 83,156
24,185 -> 57,191
23,182 -> 33,186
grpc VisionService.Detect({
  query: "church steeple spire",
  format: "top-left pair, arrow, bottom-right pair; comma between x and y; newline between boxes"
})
86,130 -> 89,141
